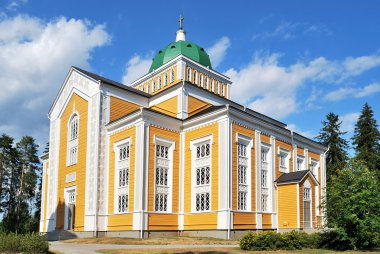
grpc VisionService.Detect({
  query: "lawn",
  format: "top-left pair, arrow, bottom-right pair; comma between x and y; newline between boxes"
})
97,248 -> 380,254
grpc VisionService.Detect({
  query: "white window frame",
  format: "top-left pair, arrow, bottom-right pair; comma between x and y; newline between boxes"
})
152,80 -> 156,92
153,136 -> 175,213
194,70 -> 198,85
297,156 -> 305,171
215,82 -> 219,94
170,68 -> 175,83
158,77 -> 162,89
164,72 -> 168,86
221,84 -> 225,96
261,143 -> 271,212
205,76 -> 209,89
187,68 -> 191,82
303,180 -> 312,228
211,79 -> 215,92
236,134 -> 252,211
199,74 -> 203,87
64,185 -> 76,230
113,138 -> 131,214
66,113 -> 79,166
278,148 -> 290,173
190,135 -> 213,213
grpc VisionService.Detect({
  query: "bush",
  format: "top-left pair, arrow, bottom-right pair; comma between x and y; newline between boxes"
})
317,228 -> 354,251
0,232 -> 49,253
240,230 -> 322,251
240,231 -> 282,251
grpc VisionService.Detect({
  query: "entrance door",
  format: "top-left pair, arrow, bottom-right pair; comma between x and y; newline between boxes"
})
65,188 -> 76,230
303,187 -> 311,228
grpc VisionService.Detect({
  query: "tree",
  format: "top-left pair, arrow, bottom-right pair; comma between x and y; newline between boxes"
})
324,159 -> 380,249
352,103 -> 380,173
316,112 -> 349,182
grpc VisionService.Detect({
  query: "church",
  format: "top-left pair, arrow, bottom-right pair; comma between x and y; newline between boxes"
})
40,18 -> 327,239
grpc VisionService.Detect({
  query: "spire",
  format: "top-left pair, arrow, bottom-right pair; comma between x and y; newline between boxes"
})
176,15 -> 186,42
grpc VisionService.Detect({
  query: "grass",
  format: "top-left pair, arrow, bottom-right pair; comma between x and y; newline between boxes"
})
97,248 -> 380,254
63,236 -> 239,245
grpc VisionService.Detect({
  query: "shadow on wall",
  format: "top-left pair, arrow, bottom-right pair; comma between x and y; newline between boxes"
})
45,200 -> 77,241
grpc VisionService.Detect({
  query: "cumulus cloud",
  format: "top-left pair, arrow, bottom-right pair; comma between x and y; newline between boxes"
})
121,53 -> 152,85
225,52 -> 380,119
325,83 -> 380,101
207,36 -> 231,68
0,15 -> 110,147
340,112 -> 360,133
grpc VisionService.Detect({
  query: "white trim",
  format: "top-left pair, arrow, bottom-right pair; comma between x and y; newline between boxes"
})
297,183 -> 300,228
64,185 -> 77,230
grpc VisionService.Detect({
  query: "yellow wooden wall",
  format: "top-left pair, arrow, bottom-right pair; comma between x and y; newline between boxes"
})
183,123 -> 219,230
150,96 -> 178,118
147,126 -> 180,230
56,93 -> 88,231
107,127 -> 136,231
278,184 -> 298,228
109,96 -> 140,122
262,214 -> 272,229
187,96 -> 212,118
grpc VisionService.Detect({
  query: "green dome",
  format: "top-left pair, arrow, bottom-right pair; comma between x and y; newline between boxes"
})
149,40 -> 212,73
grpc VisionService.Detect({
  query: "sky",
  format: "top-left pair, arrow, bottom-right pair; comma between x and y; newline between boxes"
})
0,0 -> 379,154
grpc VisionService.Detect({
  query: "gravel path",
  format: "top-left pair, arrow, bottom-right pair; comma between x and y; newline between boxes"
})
49,241 -> 239,254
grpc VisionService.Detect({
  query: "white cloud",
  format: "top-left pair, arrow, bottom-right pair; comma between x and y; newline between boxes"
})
207,36 -> 231,68
286,123 -> 315,139
121,54 -> 152,85
325,83 -> 380,101
225,52 -> 380,119
6,0 -> 28,11
340,112 -> 360,133
0,15 -> 110,148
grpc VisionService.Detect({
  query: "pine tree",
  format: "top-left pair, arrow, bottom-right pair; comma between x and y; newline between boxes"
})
352,103 -> 380,172
316,112 -> 349,183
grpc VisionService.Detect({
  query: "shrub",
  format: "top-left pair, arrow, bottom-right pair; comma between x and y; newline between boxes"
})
240,231 -> 282,251
0,232 -> 49,253
279,231 -> 303,250
317,228 -> 353,251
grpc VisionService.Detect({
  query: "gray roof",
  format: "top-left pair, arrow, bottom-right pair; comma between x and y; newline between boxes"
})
276,170 -> 311,185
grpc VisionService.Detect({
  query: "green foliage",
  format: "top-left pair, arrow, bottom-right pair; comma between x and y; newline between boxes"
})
239,230 -> 317,251
0,232 -> 49,253
352,103 -> 380,173
316,112 -> 349,182
324,159 -> 380,249
318,228 -> 353,250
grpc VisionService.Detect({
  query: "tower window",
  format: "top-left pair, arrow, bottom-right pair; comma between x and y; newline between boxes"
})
215,82 -> 219,94
221,84 -> 225,96
67,114 -> 79,166
193,70 -> 198,85
158,77 -> 162,89
187,68 -> 191,82
205,77 -> 209,89
152,80 -> 156,92
164,72 -> 168,86
170,68 -> 175,83
199,74 -> 203,87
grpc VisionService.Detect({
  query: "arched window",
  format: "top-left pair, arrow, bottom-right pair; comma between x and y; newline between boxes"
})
164,72 -> 168,86
211,79 -> 214,92
158,77 -> 162,89
215,81 -> 219,94
152,80 -> 156,92
193,70 -> 198,85
170,69 -> 175,83
67,114 -> 79,166
147,83 -> 150,93
205,77 -> 209,89
199,74 -> 203,87
221,84 -> 225,96
187,68 -> 191,82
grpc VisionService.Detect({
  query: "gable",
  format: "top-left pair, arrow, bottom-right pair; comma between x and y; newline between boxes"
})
110,96 -> 141,122
187,96 -> 212,117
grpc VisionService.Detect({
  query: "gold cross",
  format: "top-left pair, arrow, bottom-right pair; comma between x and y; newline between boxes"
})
179,15 -> 184,30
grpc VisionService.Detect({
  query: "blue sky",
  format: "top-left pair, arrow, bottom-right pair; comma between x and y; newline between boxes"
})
0,0 -> 379,153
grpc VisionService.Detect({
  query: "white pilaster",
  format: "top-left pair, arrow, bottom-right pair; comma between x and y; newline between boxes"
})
255,130 -> 262,229
292,144 -> 297,172
178,132 -> 185,230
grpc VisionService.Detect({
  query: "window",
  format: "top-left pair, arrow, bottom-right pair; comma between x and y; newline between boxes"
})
164,73 -> 168,86
152,80 -> 156,92
215,82 -> 219,94
187,68 -> 191,81
199,74 -> 203,87
67,190 -> 76,204
261,147 -> 269,211
154,142 -> 173,212
170,68 -> 175,83
221,85 -> 225,96
67,114 -> 79,166
237,140 -> 250,211
142,85 -> 145,92
297,156 -> 304,171
193,141 -> 211,212
303,187 -> 311,228
193,70 -> 198,85
158,77 -> 162,89
211,79 -> 215,92
310,160 -> 318,179
205,77 -> 209,89
147,83 -> 150,93
279,149 -> 290,173
114,141 -> 130,213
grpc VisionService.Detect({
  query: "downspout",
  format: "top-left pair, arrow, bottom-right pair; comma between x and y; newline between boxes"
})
322,145 -> 330,227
